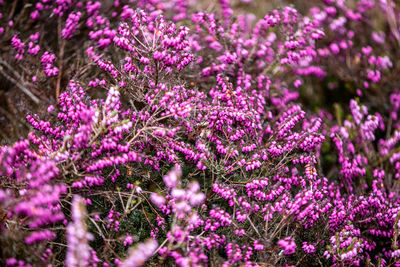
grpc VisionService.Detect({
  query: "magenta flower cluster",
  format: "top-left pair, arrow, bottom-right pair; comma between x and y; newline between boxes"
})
0,0 -> 400,266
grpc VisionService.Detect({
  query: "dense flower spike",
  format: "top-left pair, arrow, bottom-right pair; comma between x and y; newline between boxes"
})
121,239 -> 158,267
0,141 -> 66,238
66,196 -> 94,267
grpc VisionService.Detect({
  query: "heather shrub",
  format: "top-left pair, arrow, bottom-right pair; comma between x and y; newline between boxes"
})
0,0 -> 400,266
